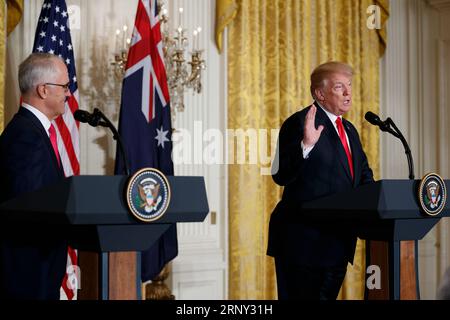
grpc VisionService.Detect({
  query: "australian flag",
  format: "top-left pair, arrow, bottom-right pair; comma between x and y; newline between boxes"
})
114,0 -> 178,282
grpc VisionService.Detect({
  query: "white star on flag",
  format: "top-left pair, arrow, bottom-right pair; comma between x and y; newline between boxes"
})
155,126 -> 170,148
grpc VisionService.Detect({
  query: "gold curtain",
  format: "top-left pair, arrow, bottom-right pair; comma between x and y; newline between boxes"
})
221,0 -> 388,299
215,0 -> 237,53
7,0 -> 23,36
1,0 -> 23,132
1,0 -> 6,132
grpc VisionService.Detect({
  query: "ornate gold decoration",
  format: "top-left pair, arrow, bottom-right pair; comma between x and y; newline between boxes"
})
111,25 -> 130,79
158,1 -> 205,117
111,1 -> 206,123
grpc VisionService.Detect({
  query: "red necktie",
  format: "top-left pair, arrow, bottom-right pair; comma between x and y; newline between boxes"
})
49,124 -> 61,167
336,117 -> 354,179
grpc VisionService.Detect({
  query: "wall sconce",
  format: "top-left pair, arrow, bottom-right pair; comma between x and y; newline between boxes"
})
159,2 -> 206,116
111,2 -> 206,121
111,25 -> 131,78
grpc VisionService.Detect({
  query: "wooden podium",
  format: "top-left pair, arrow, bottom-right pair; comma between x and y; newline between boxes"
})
0,175 -> 209,300
302,179 -> 450,300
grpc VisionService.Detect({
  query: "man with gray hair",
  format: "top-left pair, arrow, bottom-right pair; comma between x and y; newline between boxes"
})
268,61 -> 374,299
0,53 -> 70,299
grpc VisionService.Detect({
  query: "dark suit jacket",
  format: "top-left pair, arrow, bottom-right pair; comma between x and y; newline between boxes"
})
0,107 -> 67,299
267,102 -> 374,267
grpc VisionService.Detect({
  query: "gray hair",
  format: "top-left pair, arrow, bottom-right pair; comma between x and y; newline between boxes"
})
18,53 -> 63,94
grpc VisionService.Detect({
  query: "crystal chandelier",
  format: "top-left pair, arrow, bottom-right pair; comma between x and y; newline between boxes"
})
158,1 -> 206,117
111,2 -> 206,121
111,25 -> 131,78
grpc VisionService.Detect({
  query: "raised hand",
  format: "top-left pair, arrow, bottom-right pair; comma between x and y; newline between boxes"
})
303,105 -> 324,148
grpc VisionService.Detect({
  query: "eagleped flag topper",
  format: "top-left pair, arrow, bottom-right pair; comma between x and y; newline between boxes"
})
418,173 -> 447,216
126,168 -> 171,222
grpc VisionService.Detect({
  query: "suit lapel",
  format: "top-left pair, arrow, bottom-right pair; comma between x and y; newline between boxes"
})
314,102 -> 353,182
18,107 -> 63,175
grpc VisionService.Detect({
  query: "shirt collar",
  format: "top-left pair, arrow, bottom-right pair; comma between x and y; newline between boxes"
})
314,100 -> 341,125
22,102 -> 52,136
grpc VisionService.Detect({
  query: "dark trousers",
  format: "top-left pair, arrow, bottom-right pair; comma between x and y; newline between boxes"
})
275,257 -> 348,300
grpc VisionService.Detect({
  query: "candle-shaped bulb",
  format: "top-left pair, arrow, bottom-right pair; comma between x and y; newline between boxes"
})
193,31 -> 198,50
178,7 -> 184,27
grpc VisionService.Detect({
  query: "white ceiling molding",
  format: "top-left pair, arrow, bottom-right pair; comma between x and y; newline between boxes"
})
427,0 -> 450,10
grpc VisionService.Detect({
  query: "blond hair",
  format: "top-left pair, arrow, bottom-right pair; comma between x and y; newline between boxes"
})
310,61 -> 353,99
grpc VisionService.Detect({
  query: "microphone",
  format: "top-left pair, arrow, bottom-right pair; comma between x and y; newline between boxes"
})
74,109 -> 92,123
365,111 -> 389,132
75,108 -> 130,176
365,111 -> 414,179
74,109 -> 108,127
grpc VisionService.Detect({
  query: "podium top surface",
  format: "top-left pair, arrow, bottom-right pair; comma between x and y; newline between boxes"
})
0,175 -> 209,225
301,179 -> 450,220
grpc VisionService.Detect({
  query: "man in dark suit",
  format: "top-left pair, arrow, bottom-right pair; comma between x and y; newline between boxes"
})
267,61 -> 374,300
0,53 -> 71,299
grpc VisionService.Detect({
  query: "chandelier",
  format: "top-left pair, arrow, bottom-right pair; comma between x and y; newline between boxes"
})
111,1 -> 206,121
111,25 -> 131,77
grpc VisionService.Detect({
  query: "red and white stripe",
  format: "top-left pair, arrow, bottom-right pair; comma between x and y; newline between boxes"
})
55,91 -> 80,300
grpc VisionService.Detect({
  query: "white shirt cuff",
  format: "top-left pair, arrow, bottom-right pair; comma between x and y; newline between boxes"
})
301,140 -> 315,159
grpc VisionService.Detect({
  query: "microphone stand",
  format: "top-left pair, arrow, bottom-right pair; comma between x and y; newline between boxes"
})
383,117 -> 414,180
371,114 -> 418,300
92,108 -> 130,176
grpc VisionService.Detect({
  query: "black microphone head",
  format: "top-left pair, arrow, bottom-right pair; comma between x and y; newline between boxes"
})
74,109 -> 92,123
365,111 -> 381,126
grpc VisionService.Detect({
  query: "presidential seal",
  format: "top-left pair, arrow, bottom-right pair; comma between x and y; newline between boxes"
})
418,173 -> 447,216
126,168 -> 171,222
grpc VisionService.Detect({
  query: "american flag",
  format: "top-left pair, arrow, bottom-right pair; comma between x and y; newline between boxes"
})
115,0 -> 178,285
32,0 -> 80,300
